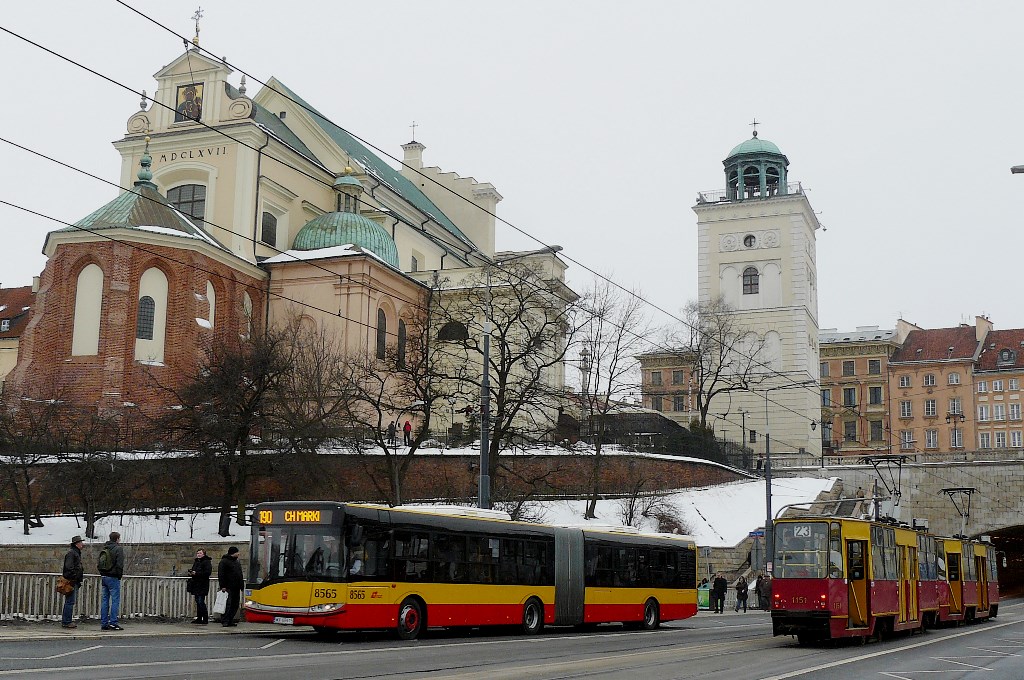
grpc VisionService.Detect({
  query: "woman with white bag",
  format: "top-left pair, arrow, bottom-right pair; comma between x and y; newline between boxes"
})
217,547 -> 245,627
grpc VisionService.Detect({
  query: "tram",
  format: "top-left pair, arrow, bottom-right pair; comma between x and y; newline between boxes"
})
770,515 -> 998,644
243,501 -> 699,639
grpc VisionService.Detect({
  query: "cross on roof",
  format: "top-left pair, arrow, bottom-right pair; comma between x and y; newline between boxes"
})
192,7 -> 204,46
749,117 -> 760,137
410,120 -> 418,141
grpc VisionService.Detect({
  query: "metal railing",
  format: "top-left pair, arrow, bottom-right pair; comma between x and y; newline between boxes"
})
0,572 -> 214,620
770,448 -> 1024,469
696,182 -> 804,205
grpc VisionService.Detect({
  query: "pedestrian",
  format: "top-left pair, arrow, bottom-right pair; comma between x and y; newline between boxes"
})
218,546 -> 245,627
712,572 -> 728,614
755,572 -> 772,610
98,531 -> 125,631
734,576 -> 749,612
61,535 -> 85,629
403,420 -> 412,446
387,421 -> 397,446
186,548 -> 213,624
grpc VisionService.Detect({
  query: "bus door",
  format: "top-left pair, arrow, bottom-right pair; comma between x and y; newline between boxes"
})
947,550 -> 962,614
905,545 -> 918,623
976,552 -> 989,612
554,528 -> 585,625
846,539 -> 868,628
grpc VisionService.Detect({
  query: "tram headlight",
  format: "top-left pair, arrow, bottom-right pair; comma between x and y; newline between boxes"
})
309,603 -> 345,613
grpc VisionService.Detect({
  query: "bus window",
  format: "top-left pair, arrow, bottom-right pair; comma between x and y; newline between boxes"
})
432,532 -> 467,583
467,535 -> 498,584
346,520 -> 390,581
499,539 -> 520,585
678,548 -> 697,589
394,531 -> 429,581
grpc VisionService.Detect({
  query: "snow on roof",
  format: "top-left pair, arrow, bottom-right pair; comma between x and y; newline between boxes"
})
263,244 -> 361,264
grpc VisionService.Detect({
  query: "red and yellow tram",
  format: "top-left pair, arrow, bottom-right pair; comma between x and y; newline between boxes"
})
770,516 -> 997,644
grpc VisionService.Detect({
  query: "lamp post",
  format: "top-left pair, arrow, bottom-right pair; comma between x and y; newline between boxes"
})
478,245 -> 562,509
760,379 -> 816,574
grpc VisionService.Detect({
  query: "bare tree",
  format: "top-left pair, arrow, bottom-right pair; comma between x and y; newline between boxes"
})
432,260 -> 580,505
578,279 -> 651,519
668,296 -> 769,432
0,395 -> 62,534
154,321 -> 297,536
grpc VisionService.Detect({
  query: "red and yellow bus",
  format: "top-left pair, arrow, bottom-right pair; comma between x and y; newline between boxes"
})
243,501 -> 698,639
770,516 -> 998,644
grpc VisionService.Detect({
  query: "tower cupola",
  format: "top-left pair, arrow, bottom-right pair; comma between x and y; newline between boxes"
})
723,127 -> 790,200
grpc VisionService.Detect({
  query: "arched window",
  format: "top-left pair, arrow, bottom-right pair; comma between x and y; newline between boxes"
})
376,308 -> 387,360
167,184 -> 206,224
742,267 -> 759,295
136,296 -> 156,340
242,292 -> 253,337
397,319 -> 407,367
206,280 -> 216,328
261,211 -> 277,247
438,321 -> 469,342
71,263 -> 103,356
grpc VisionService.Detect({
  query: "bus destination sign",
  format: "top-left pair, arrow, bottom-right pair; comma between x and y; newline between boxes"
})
257,509 -> 332,525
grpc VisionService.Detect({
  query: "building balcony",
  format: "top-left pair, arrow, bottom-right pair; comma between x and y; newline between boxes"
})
696,181 -> 804,205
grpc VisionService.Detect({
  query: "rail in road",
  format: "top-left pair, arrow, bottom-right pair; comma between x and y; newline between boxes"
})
0,602 -> 1022,679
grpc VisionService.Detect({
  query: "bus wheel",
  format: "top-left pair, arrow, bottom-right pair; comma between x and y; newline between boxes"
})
640,599 -> 660,631
521,598 -> 544,635
396,598 -> 424,640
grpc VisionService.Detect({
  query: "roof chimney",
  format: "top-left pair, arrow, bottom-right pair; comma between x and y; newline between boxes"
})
402,140 -> 425,170
32,276 -> 40,293
976,315 -> 993,343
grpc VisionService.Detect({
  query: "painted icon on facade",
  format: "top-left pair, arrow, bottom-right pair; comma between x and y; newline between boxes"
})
174,83 -> 203,123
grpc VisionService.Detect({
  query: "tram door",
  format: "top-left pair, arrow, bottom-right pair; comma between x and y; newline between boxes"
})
846,539 -> 868,628
976,552 -> 989,612
904,545 -> 918,623
947,549 -> 963,615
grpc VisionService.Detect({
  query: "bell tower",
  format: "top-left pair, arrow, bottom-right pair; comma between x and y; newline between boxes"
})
692,128 -> 821,457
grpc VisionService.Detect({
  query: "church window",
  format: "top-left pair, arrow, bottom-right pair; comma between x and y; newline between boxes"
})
72,263 -> 103,356
742,267 -> 759,295
376,309 -> 387,360
136,296 -> 156,340
167,184 -> 206,224
397,319 -> 407,368
743,234 -> 756,248
242,292 -> 253,336
206,281 -> 216,328
438,321 -> 469,342
261,212 -> 277,248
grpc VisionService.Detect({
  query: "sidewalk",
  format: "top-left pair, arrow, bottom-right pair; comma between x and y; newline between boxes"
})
0,619 -> 284,642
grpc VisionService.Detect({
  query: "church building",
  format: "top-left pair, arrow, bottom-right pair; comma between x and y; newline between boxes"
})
3,43 -> 570,430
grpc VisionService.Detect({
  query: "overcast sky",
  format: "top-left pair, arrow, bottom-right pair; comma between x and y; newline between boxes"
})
3,1 -> 1023,334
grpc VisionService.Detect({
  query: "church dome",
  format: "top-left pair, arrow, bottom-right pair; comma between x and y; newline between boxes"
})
727,135 -> 783,158
292,211 -> 399,268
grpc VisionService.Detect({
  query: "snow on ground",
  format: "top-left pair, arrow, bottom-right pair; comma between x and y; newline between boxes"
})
0,477 -> 835,549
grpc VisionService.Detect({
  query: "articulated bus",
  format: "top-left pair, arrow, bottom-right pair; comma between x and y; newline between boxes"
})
770,516 -> 998,644
243,501 -> 698,639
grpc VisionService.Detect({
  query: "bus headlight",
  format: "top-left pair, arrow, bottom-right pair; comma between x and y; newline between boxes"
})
309,603 -> 345,613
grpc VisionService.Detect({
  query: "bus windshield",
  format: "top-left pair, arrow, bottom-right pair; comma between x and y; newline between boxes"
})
775,522 -> 829,578
251,525 -> 344,585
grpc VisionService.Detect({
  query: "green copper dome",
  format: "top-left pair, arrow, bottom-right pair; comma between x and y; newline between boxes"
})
727,135 -> 783,158
292,211 -> 399,268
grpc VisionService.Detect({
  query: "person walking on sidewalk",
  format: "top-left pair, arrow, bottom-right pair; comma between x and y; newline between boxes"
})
218,546 -> 244,626
98,531 -> 125,631
734,576 -> 749,612
186,548 -> 213,624
61,536 -> 85,629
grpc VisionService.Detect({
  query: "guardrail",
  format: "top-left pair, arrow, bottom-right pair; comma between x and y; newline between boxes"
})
770,448 -> 1024,469
0,572 -> 216,620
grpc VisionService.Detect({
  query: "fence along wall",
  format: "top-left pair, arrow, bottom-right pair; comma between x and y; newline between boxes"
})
0,573 -> 219,620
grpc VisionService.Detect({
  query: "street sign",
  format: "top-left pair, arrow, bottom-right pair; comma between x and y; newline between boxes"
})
749,530 -> 765,537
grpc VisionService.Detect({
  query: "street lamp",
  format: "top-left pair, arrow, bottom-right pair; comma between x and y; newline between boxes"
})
478,245 -> 563,509
946,411 -> 966,450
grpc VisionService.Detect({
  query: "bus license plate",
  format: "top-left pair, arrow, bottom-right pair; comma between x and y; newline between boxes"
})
272,616 -> 295,625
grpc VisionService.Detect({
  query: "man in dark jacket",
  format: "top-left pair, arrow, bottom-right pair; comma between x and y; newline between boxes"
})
712,573 -> 728,614
98,531 -> 126,630
61,536 -> 85,629
187,548 -> 213,624
218,547 -> 245,626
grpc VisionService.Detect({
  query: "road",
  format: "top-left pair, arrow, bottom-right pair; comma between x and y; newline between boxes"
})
1,602 -> 1023,679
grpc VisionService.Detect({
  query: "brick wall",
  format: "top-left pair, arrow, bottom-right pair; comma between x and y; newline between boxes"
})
2,542 -> 244,577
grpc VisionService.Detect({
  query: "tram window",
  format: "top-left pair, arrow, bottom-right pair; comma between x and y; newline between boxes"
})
848,541 -> 865,580
936,542 -> 947,581
776,522 -> 828,578
882,529 -> 897,580
947,553 -> 961,582
962,543 -> 975,581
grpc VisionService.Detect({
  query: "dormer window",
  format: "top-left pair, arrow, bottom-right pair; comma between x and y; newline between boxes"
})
0,319 -> 9,332
998,349 -> 1016,366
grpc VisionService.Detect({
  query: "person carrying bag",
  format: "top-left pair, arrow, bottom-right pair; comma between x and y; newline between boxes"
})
60,536 -> 85,629
186,548 -> 213,624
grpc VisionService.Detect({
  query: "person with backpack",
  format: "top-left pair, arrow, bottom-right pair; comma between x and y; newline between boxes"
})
60,536 -> 85,629
97,531 -> 125,631
186,548 -> 213,624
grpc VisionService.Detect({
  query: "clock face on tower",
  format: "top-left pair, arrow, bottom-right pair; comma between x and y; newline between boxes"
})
174,83 -> 204,123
